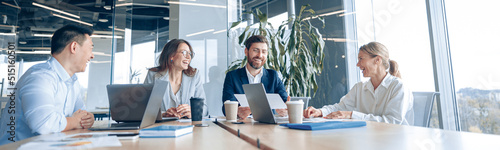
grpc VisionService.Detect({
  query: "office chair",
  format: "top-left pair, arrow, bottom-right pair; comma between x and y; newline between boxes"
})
412,92 -> 439,127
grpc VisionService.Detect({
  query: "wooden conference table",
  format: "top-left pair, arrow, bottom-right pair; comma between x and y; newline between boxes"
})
0,120 -> 257,150
2,118 -> 500,149
217,119 -> 500,150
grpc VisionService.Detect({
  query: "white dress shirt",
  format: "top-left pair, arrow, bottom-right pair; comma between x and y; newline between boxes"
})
0,57 -> 86,145
144,70 -> 208,116
320,73 -> 414,125
245,66 -> 264,84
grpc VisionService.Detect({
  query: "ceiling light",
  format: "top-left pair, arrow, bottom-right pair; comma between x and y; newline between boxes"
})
103,6 -> 111,10
167,1 -> 226,8
0,24 -> 19,28
93,52 -> 111,57
186,29 -> 214,37
33,34 -> 52,37
116,3 -> 169,8
323,38 -> 356,42
32,2 -> 80,19
2,2 -> 20,9
99,19 -> 108,22
91,35 -> 123,39
338,12 -> 356,17
15,51 -> 51,54
108,26 -> 125,32
19,41 -> 27,44
52,13 -> 93,27
0,33 -> 16,36
303,10 -> 345,21
213,29 -> 226,34
163,17 -> 170,20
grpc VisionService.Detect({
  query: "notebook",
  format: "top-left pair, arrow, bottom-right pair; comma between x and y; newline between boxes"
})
89,80 -> 169,130
139,125 -> 194,138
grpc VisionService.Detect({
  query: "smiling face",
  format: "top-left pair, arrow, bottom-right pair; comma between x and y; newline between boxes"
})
356,50 -> 380,78
245,42 -> 268,70
75,34 -> 94,73
170,42 -> 192,71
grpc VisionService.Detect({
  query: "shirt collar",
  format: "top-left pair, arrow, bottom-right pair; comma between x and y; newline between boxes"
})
245,66 -> 263,78
364,72 -> 393,90
48,57 -> 77,83
379,72 -> 394,88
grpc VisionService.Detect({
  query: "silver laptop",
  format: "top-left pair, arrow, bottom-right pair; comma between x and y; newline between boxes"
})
90,80 -> 170,130
242,83 -> 288,124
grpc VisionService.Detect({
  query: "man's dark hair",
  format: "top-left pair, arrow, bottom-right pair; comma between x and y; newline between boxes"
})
244,35 -> 268,50
51,24 -> 93,55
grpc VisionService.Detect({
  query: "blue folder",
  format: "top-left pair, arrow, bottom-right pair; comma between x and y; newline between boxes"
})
280,121 -> 366,130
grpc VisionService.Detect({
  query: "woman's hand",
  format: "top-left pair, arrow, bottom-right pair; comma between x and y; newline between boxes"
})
176,104 -> 191,118
164,107 -> 179,118
324,111 -> 352,119
303,106 -> 322,118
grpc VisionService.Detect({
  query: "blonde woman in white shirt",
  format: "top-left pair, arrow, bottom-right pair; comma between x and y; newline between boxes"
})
144,39 -> 207,118
304,42 -> 414,125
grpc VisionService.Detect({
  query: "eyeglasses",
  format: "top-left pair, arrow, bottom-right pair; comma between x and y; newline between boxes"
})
179,50 -> 194,58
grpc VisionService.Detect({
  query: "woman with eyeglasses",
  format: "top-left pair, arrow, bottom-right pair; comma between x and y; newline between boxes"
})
144,39 -> 207,118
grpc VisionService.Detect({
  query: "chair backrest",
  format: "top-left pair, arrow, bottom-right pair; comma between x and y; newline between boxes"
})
290,97 -> 311,110
412,92 -> 439,127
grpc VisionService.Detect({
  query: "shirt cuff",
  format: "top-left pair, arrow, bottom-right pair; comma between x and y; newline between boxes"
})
320,108 -> 329,117
59,117 -> 68,132
351,111 -> 365,120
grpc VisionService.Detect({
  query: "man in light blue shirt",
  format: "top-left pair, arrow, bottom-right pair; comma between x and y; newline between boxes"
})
0,24 -> 95,145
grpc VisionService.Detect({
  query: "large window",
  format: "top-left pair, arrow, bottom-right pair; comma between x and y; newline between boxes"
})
353,0 -> 438,128
354,0 -> 435,91
445,0 -> 500,134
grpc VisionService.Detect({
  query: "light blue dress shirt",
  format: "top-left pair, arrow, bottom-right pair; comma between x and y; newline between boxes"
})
0,57 -> 86,145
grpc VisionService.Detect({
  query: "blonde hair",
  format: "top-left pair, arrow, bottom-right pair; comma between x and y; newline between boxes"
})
359,42 -> 401,78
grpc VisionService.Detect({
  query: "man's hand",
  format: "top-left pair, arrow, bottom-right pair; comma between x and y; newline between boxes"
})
237,106 -> 251,119
63,109 -> 87,131
275,109 -> 288,117
164,107 -> 179,118
303,106 -> 322,118
324,111 -> 352,119
176,104 -> 191,118
80,110 -> 94,129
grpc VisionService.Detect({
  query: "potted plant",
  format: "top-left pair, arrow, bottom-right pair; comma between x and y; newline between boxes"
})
227,4 -> 325,97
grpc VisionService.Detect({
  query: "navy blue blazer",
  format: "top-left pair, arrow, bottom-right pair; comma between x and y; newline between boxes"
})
222,67 -> 288,115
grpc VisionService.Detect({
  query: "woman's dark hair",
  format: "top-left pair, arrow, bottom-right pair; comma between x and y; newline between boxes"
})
150,39 -> 197,77
51,24 -> 93,55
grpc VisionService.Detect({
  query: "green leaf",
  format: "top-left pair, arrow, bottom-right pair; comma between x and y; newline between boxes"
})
230,21 -> 242,29
228,4 -> 326,98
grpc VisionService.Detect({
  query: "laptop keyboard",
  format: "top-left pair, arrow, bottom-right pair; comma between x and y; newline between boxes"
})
112,122 -> 141,127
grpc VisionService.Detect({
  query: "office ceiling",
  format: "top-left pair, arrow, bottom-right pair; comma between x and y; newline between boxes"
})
0,0 -> 273,62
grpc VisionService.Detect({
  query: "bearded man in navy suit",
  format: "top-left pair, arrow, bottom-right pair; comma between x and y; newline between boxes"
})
222,35 -> 289,118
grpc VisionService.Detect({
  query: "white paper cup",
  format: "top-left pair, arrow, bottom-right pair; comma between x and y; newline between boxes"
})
286,100 -> 304,123
224,100 -> 239,122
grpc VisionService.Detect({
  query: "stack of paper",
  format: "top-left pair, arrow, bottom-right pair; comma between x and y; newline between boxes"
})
18,133 -> 122,150
139,125 -> 194,138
